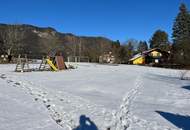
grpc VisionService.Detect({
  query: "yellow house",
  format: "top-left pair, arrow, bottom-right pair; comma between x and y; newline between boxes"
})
129,54 -> 145,65
150,50 -> 162,57
129,48 -> 169,65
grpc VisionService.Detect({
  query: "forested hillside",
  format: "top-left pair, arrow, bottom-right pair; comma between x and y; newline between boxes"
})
0,24 -> 116,62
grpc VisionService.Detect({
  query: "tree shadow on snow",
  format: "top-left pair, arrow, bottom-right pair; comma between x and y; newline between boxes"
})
73,115 -> 98,130
182,85 -> 190,91
156,111 -> 190,130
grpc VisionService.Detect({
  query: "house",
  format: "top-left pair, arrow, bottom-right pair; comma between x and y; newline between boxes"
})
129,53 -> 145,64
129,48 -> 170,65
99,52 -> 116,64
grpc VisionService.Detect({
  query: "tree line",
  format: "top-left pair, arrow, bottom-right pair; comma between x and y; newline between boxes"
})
0,3 -> 190,65
112,3 -> 190,65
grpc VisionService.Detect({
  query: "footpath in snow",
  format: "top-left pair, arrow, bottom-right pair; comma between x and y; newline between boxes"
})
0,63 -> 190,130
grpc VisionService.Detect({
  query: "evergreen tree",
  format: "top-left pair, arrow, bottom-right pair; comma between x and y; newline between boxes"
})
138,41 -> 148,52
0,35 -> 5,55
126,42 -> 134,59
149,30 -> 170,51
118,45 -> 128,63
126,39 -> 138,51
112,40 -> 121,63
172,3 -> 190,65
172,3 -> 190,43
115,40 -> 120,47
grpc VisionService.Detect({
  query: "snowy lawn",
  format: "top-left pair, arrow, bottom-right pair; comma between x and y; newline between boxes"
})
0,63 -> 190,130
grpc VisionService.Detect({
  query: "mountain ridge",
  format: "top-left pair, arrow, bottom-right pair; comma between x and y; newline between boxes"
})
0,23 -> 115,62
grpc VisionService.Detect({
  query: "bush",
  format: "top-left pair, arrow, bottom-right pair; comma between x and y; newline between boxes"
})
179,70 -> 189,80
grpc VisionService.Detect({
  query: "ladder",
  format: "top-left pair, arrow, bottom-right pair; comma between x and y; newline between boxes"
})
15,54 -> 30,72
39,57 -> 50,71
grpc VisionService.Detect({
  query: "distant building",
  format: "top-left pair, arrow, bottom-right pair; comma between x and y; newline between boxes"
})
99,52 -> 116,64
0,55 -> 8,63
129,48 -> 170,65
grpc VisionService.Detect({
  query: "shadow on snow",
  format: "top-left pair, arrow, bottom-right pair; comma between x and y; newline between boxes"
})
182,85 -> 190,91
156,111 -> 190,130
73,115 -> 98,130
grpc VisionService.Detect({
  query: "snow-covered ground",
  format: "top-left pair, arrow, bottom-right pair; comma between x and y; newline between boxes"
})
0,63 -> 190,130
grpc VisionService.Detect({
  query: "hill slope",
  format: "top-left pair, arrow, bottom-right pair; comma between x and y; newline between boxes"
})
0,24 -> 114,61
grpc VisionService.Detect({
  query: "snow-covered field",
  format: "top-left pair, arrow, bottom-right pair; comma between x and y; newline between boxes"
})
0,63 -> 190,130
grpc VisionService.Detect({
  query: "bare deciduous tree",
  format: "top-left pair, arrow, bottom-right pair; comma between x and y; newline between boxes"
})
0,24 -> 25,55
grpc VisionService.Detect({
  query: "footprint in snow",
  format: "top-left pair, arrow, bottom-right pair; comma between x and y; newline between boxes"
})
43,92 -> 47,95
7,80 -> 13,83
43,100 -> 47,103
38,94 -> 42,97
46,104 -> 51,108
55,119 -> 62,124
30,92 -> 34,95
15,82 -> 21,86
0,74 -> 6,79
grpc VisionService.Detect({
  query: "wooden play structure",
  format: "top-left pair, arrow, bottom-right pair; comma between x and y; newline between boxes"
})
15,54 -> 30,72
39,53 -> 67,71
15,50 -> 67,72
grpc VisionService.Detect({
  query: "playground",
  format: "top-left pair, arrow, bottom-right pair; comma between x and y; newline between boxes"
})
14,50 -> 68,72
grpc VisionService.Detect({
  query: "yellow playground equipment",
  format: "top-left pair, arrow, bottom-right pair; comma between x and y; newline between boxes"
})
15,50 -> 67,72
39,50 -> 67,71
46,59 -> 58,71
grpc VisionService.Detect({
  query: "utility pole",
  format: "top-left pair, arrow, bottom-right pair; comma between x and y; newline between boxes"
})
72,37 -> 77,62
79,37 -> 82,62
74,40 -> 77,62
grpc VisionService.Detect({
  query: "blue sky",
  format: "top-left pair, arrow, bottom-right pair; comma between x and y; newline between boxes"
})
0,0 -> 189,42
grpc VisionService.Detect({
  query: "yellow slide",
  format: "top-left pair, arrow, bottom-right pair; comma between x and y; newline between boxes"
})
46,59 -> 58,71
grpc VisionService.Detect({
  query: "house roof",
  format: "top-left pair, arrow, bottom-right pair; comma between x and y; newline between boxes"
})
129,53 -> 143,61
129,48 -> 169,61
142,48 -> 162,55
